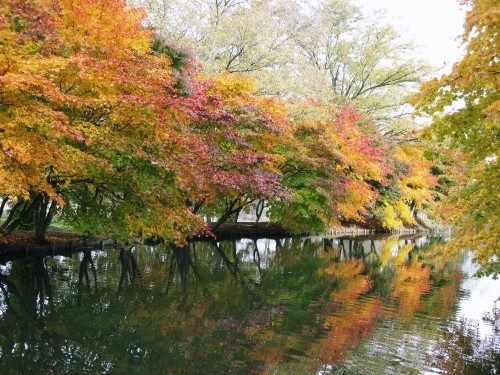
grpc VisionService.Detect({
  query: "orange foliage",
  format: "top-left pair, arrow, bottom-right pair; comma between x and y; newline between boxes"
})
51,0 -> 150,56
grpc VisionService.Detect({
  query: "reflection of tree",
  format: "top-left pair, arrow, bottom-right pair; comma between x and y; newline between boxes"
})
0,258 -> 62,373
429,315 -> 500,374
372,238 -> 434,318
0,234 -> 476,374
403,239 -> 465,319
422,268 -> 463,319
78,251 -> 97,292
315,258 -> 381,366
323,238 -> 378,262
390,257 -> 432,318
252,239 -> 263,278
209,240 -> 260,289
483,303 -> 500,334
419,242 -> 463,275
171,244 -> 191,283
319,297 -> 381,365
7,258 -> 53,318
378,237 -> 413,269
351,239 -> 366,258
119,246 -> 140,290
165,243 -> 209,297
0,271 -> 19,315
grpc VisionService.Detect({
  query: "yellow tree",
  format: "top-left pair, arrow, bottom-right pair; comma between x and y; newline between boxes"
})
379,144 -> 438,229
411,0 -> 500,276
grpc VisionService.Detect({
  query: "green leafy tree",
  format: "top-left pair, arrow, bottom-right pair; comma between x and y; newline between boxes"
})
138,0 -> 430,136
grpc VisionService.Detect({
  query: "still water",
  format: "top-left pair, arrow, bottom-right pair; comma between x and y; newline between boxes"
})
0,234 -> 498,374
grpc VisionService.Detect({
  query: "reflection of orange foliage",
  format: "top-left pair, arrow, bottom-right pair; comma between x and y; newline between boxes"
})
254,346 -> 281,371
424,268 -> 464,318
436,269 -> 462,316
321,259 -> 364,278
331,276 -> 371,302
319,297 -> 381,364
321,259 -> 372,302
315,259 -> 380,365
246,314 -> 284,369
391,258 -> 432,317
422,242 -> 463,274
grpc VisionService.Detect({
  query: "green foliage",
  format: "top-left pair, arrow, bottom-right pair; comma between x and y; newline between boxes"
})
151,39 -> 189,71
269,188 -> 329,234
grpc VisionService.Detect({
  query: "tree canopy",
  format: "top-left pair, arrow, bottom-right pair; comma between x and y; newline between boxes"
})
136,0 -> 431,137
411,0 -> 499,276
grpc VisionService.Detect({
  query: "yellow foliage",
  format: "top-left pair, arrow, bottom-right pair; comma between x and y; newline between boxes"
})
378,237 -> 415,269
382,204 -> 403,229
379,236 -> 400,268
321,258 -> 365,278
53,0 -> 151,56
394,144 -> 437,208
206,72 -> 257,98
338,179 -> 375,220
393,243 -> 415,267
394,199 -> 416,225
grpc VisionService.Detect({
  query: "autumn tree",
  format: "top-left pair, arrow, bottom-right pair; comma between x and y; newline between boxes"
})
0,0 -> 206,242
411,0 -> 500,276
140,0 -> 430,135
174,73 -> 290,229
269,105 -> 387,234
375,144 -> 438,229
0,0 -> 462,245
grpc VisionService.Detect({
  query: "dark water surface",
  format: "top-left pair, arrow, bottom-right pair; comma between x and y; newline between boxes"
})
0,234 -> 498,374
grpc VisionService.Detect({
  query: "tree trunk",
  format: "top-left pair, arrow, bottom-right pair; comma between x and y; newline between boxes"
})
409,200 -> 417,217
0,196 -> 40,237
255,199 -> 266,223
212,199 -> 240,231
233,208 -> 241,222
34,195 -> 58,243
0,197 -> 8,219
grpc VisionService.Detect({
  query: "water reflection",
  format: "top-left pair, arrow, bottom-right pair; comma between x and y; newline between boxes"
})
118,246 -> 140,290
429,314 -> 500,374
0,234 -> 498,374
79,251 -> 98,292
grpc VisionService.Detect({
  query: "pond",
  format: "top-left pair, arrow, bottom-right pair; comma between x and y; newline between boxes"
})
0,233 -> 498,374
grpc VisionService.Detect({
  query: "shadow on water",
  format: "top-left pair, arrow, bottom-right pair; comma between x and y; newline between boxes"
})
0,233 -> 498,374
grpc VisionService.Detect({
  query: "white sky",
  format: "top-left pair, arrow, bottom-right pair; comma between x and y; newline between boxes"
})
352,0 -> 467,75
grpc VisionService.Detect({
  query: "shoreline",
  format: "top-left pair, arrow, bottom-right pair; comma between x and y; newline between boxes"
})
0,217 -> 435,260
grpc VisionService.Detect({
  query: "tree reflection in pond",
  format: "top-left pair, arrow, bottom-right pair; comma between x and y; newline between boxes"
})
79,251 -> 98,292
0,234 -> 498,374
429,312 -> 500,374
